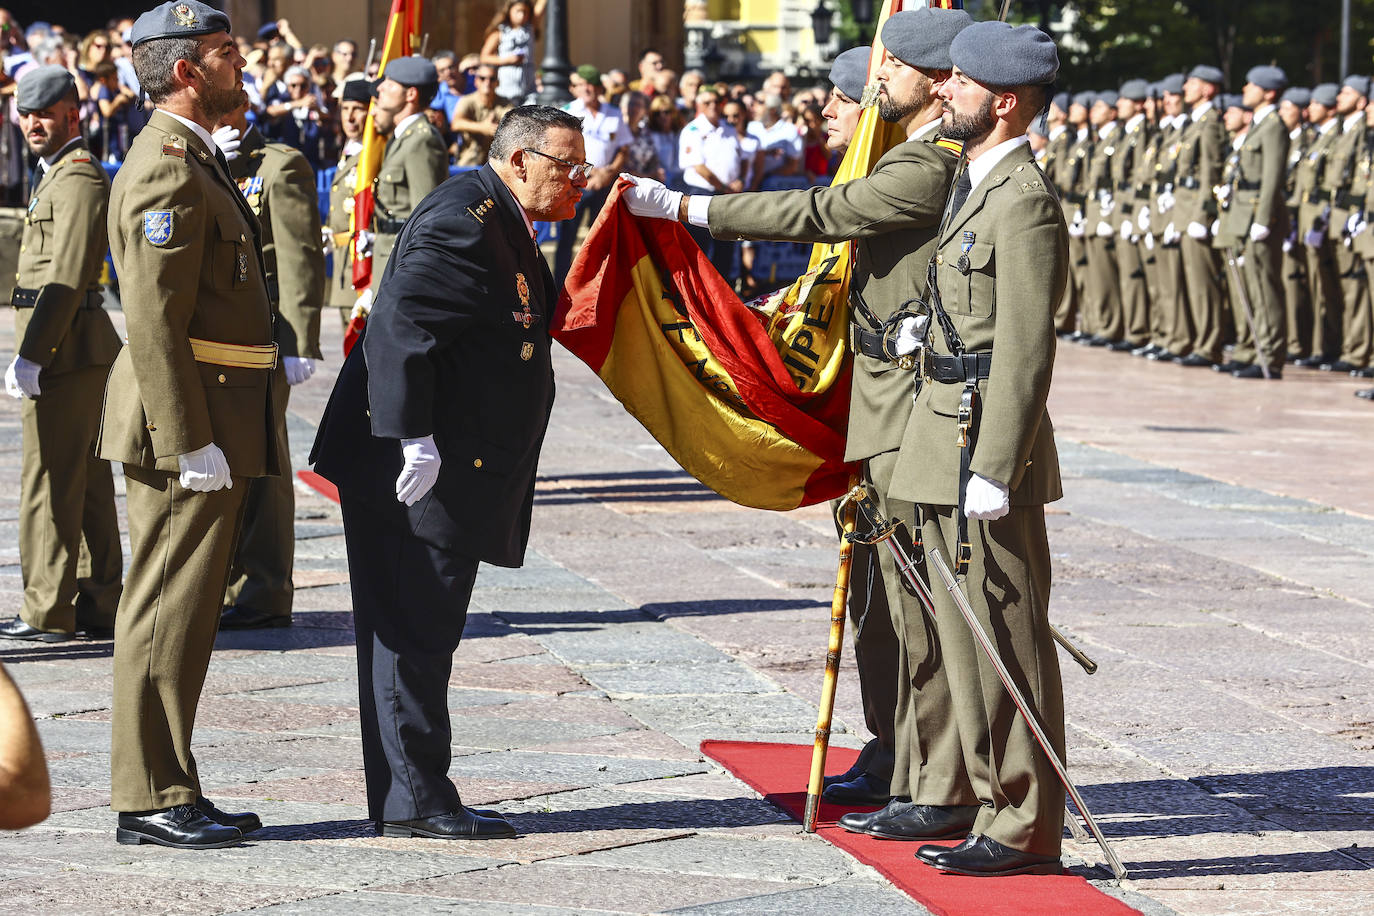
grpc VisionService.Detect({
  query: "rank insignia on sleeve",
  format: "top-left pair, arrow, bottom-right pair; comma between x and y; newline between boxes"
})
161,136 -> 185,159
143,210 -> 174,246
520,342 -> 534,361
466,196 -> 496,223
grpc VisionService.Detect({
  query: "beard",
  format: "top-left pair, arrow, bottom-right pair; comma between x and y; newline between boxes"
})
878,79 -> 931,124
941,94 -> 997,144
26,124 -> 70,159
201,83 -> 248,123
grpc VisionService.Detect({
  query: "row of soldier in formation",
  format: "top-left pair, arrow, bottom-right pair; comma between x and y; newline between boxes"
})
1034,64 -> 1374,393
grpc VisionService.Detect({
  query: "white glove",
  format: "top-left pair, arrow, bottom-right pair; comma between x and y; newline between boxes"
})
211,125 -> 242,161
283,356 -> 316,385
1095,220 -> 1114,238
964,474 -> 1010,521
619,173 -> 683,220
1099,193 -> 1115,217
1119,221 -> 1133,241
396,435 -> 440,506
4,355 -> 41,399
1163,221 -> 1178,244
356,229 -> 375,257
350,287 -> 374,321
1137,206 -> 1151,231
177,442 -> 233,492
1346,212 -> 1367,239
1067,219 -> 1085,239
1157,189 -> 1175,213
1211,219 -> 1221,237
1186,221 -> 1209,240
893,314 -> 928,356
1249,222 -> 1270,242
1282,238 -> 1293,253
1143,232 -> 1154,251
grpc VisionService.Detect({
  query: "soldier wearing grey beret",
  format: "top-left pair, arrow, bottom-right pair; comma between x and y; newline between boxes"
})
1159,73 -> 1185,96
828,46 -> 870,103
14,64 -> 77,114
1342,74 -> 1370,98
1071,90 -> 1094,110
1281,86 -> 1312,108
1096,90 -> 1119,108
1188,64 -> 1224,86
1311,83 -> 1339,108
1119,79 -> 1149,102
879,6 -> 973,71
129,0 -> 231,46
1246,65 -> 1288,93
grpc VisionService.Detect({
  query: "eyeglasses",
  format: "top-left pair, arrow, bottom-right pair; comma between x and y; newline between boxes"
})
522,147 -> 595,180
474,75 -> 493,82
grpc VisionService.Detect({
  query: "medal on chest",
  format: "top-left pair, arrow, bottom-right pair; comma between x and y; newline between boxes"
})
237,175 -> 264,214
511,271 -> 533,328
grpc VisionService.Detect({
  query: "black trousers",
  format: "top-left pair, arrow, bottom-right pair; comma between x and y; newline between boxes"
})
340,497 -> 479,822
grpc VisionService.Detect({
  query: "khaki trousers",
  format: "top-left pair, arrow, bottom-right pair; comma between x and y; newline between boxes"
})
1084,235 -> 1122,340
1181,235 -> 1225,362
1237,233 -> 1287,372
1305,238 -> 1342,360
1155,242 -> 1193,356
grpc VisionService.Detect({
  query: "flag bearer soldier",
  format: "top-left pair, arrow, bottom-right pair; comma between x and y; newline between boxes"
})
328,77 -> 371,324
98,0 -> 274,849
624,7 -> 988,840
368,57 -> 449,286
889,20 -> 1071,877
1145,73 -> 1193,361
217,97 -> 325,629
0,66 -> 123,644
1110,79 -> 1153,350
1316,75 -> 1369,372
1218,67 -> 1290,379
1279,86 -> 1314,361
1174,65 -> 1228,367
1082,91 -> 1125,346
1054,92 -> 1094,337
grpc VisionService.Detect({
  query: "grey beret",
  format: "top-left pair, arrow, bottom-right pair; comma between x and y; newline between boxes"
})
1220,93 -> 1248,112
1095,90 -> 1119,107
1343,74 -> 1370,97
1246,65 -> 1287,92
950,21 -> 1059,87
1028,119 -> 1048,138
1281,86 -> 1311,107
130,0 -> 231,47
828,46 -> 870,102
880,7 -> 973,71
1119,78 -> 1149,101
1312,83 -> 1340,107
1071,90 -> 1095,109
1146,81 -> 1163,99
381,56 -> 438,88
1160,72 -> 1185,95
1187,64 -> 1224,86
15,64 -> 75,113
1051,91 -> 1070,113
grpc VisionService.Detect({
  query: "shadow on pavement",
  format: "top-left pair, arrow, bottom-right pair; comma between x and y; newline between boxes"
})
535,469 -> 724,505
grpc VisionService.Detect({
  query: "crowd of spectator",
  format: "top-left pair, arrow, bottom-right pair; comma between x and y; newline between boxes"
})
0,6 -> 844,289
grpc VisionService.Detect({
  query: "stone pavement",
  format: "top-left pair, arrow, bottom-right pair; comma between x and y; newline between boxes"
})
1,311 -> 1371,916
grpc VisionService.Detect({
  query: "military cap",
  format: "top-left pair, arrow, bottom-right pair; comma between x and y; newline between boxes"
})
1281,86 -> 1311,107
1160,72 -> 1185,95
1220,93 -> 1248,112
1095,90 -> 1119,107
1119,78 -> 1149,101
1312,83 -> 1339,107
829,47 -> 870,102
1028,119 -> 1048,138
379,56 -> 438,88
1051,91 -> 1070,113
1245,65 -> 1287,92
950,21 -> 1059,87
1343,74 -> 1370,97
1071,90 -> 1095,109
880,7 -> 972,71
130,0 -> 231,47
15,64 -> 75,114
1146,81 -> 1163,99
256,22 -> 280,40
1187,64 -> 1224,86
339,76 -> 372,103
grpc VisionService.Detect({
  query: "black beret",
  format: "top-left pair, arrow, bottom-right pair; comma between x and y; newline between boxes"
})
829,46 -> 870,102
340,76 -> 372,103
1246,65 -> 1287,92
880,7 -> 972,71
1188,65 -> 1224,86
1312,83 -> 1339,107
1343,74 -> 1370,97
1159,73 -> 1185,95
1281,87 -> 1311,107
379,56 -> 438,89
950,21 -> 1059,87
1119,79 -> 1149,102
130,1 -> 231,48
15,64 -> 75,113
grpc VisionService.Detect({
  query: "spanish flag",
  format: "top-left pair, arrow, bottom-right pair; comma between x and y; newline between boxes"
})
552,0 -> 958,510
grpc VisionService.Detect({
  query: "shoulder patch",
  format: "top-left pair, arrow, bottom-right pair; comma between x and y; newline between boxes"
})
161,136 -> 186,159
935,137 -> 963,154
465,196 -> 497,223
143,210 -> 174,246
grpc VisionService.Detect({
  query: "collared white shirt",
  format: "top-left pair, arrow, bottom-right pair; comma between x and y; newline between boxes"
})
1345,111 -> 1365,132
679,113 -> 743,191
39,136 -> 83,173
1191,100 -> 1213,121
1097,121 -> 1118,141
1076,126 -> 1089,142
393,112 -> 425,140
1251,104 -> 1276,131
748,117 -> 803,173
1048,124 -> 1067,142
498,177 -> 536,241
906,114 -> 942,143
1124,112 -> 1146,133
967,135 -> 1031,193
1317,116 -> 1339,136
564,96 -> 632,168
161,109 -> 219,155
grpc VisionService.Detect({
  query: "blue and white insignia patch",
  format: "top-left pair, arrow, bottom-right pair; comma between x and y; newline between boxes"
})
143,210 -> 173,246
27,196 -> 37,213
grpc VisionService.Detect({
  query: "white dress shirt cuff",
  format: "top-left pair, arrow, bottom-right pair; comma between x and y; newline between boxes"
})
687,194 -> 712,228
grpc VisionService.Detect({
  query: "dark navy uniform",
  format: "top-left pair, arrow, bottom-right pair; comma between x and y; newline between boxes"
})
310,164 -> 555,822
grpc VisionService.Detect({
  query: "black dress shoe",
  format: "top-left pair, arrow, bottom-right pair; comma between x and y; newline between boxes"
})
1295,355 -> 1328,368
1320,360 -> 1358,372
1178,353 -> 1216,368
1129,344 -> 1156,357
1233,364 -> 1281,379
220,605 -> 292,630
822,771 -> 891,805
1106,339 -> 1135,352
917,832 -> 977,865
1086,335 -> 1112,347
1146,349 -> 1177,361
931,835 -> 1062,877
1356,388 -> 1374,400
116,804 -> 244,849
837,799 -> 978,840
1351,366 -> 1374,378
0,617 -> 72,642
1213,360 -> 1248,373
196,796 -> 262,833
380,807 -> 517,840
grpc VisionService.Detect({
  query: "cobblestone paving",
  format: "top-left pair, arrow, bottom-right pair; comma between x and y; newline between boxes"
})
1,313 -> 1370,915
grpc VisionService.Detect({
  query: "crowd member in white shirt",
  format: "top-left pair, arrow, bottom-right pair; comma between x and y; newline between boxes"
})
556,63 -> 632,282
748,93 -> 803,185
679,87 -> 745,281
724,98 -> 764,294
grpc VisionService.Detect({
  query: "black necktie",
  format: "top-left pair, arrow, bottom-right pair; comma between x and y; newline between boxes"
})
949,169 -> 973,219
214,148 -> 233,179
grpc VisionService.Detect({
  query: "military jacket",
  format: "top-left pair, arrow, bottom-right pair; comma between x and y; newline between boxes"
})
1145,120 -> 1182,229
1109,116 -> 1153,229
1321,114 -> 1365,215
97,110 -> 276,478
328,148 -> 361,307
229,128 -> 324,359
891,144 -> 1066,507
1284,123 -> 1314,209
1046,126 -> 1090,224
1083,122 -> 1118,226
706,132 -> 959,463
373,115 -> 449,264
14,138 -> 121,374
1221,110 -> 1289,238
1175,104 -> 1226,225
1296,120 -> 1343,233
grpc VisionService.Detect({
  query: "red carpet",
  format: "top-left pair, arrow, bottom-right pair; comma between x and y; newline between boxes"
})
701,740 -> 1138,916
298,469 -> 339,503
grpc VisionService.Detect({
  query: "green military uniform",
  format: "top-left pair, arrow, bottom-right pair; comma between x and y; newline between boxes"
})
1350,134 -> 1374,372
1175,101 -> 1227,362
1221,99 -> 1290,374
1046,124 -> 1089,334
328,143 -> 362,322
1110,112 -> 1153,346
372,115 -> 448,283
1136,120 -> 1166,346
708,128 -> 966,807
1320,112 -> 1365,366
1213,139 -> 1250,355
1296,117 -> 1344,362
890,142 -> 1068,857
11,138 -> 123,636
1336,127 -> 1373,370
223,127 -> 325,621
98,110 -> 276,813
1149,116 -> 1193,356
1083,120 -> 1123,341
1282,121 -> 1314,359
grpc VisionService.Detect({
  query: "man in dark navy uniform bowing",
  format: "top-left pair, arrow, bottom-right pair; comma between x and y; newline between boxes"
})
310,105 -> 587,840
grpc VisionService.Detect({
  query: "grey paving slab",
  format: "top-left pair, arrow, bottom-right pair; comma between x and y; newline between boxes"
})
569,834 -> 856,883
579,661 -> 784,698
224,891 -> 615,915
666,878 -> 927,914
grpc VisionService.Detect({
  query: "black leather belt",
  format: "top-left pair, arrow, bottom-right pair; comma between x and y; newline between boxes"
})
375,217 -> 406,234
924,350 -> 992,383
1335,190 -> 1364,209
1178,176 -> 1201,190
1235,179 -> 1261,191
266,278 -> 280,302
10,287 -> 104,309
1116,181 -> 1134,191
1061,191 -> 1086,205
852,325 -> 888,361
1306,189 -> 1331,203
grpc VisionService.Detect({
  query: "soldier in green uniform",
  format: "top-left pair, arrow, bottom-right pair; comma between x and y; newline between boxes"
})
626,7 -> 984,842
1314,76 -> 1368,372
1056,92 -> 1094,338
1143,73 -> 1193,361
1347,95 -> 1374,378
1043,92 -> 1085,336
1175,65 -> 1228,368
1279,87 -> 1314,361
367,57 -> 450,285
328,77 -> 371,325
1082,91 -> 1124,346
1295,83 -> 1343,367
0,66 -> 122,644
216,97 -> 325,629
1109,79 -> 1153,350
891,20 -> 1069,877
99,0 -> 275,850
1213,94 -> 1254,368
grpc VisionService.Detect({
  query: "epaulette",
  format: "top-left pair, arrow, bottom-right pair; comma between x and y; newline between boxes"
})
161,135 -> 186,160
464,194 -> 498,224
1011,163 -> 1045,193
935,137 -> 963,154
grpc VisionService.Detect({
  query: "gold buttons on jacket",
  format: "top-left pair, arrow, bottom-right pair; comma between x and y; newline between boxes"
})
146,422 -> 156,431
218,373 -> 227,383
473,458 -> 483,468
935,254 -> 944,265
